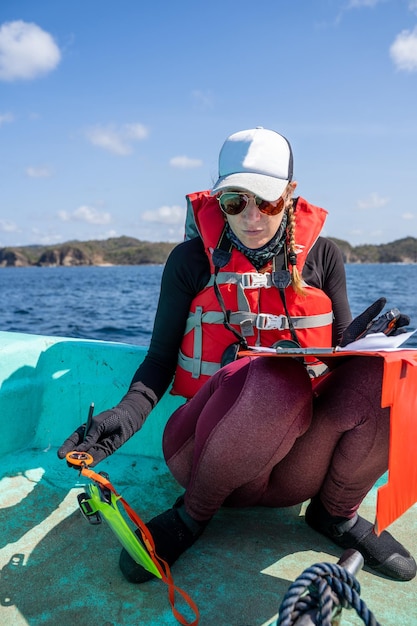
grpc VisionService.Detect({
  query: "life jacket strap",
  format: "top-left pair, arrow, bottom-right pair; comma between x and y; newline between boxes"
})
178,348 -> 220,379
184,310 -> 333,333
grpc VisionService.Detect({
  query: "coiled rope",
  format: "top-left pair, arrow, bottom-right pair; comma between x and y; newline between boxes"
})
276,561 -> 381,626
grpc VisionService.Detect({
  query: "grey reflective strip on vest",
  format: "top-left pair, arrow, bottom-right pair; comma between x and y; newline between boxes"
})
206,272 -> 274,289
192,306 -> 203,378
178,348 -> 330,380
178,349 -> 220,378
183,311 -> 254,334
184,310 -> 333,333
256,312 -> 334,330
206,273 -> 263,313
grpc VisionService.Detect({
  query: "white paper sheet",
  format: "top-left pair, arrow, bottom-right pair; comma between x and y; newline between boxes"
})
244,329 -> 417,355
337,330 -> 417,352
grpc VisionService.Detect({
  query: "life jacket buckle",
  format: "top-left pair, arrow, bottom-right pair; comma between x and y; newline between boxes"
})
241,273 -> 271,289
256,313 -> 287,330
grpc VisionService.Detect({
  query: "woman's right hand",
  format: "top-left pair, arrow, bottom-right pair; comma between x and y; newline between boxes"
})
57,381 -> 158,467
57,407 -> 139,466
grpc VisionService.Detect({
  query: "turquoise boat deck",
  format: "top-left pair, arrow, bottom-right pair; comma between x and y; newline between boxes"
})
1,331 -> 416,626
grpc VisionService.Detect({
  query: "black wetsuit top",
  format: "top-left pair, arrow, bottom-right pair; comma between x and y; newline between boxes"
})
131,235 -> 352,400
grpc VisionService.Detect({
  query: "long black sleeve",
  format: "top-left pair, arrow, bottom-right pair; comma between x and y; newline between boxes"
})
303,237 -> 352,345
130,236 -> 210,399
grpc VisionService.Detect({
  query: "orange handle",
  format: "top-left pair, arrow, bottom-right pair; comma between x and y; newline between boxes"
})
66,451 -> 94,468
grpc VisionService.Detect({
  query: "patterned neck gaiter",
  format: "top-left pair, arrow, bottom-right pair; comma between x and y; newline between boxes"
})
225,211 -> 288,271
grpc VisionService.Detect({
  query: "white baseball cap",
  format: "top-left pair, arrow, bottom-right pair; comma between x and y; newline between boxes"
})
211,127 -> 293,202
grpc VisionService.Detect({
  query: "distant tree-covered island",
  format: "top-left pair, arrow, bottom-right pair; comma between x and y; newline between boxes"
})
329,236 -> 417,264
0,236 -> 177,267
0,235 -> 416,267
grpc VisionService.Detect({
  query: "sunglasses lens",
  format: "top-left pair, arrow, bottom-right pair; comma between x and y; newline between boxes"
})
257,196 -> 285,215
218,193 -> 248,215
218,193 -> 285,216
256,198 -> 272,212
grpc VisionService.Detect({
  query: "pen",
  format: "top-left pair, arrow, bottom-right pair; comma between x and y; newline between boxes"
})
84,402 -> 95,441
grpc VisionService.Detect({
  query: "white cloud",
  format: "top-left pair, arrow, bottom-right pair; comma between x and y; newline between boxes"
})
334,0 -> 387,26
357,192 -> 390,209
58,205 -> 112,225
0,21 -> 61,81
346,0 -> 385,6
402,212 -> 414,220
409,1 -> 417,16
390,26 -> 417,72
0,112 -> 14,126
26,166 -> 53,178
0,219 -> 18,232
124,123 -> 148,140
141,205 -> 185,225
30,228 -> 64,245
169,155 -> 203,169
85,123 -> 149,155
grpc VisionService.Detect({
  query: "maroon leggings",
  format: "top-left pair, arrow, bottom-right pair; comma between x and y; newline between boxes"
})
163,356 -> 389,522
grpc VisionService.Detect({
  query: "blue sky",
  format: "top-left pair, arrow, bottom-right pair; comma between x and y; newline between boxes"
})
1,0 -> 417,248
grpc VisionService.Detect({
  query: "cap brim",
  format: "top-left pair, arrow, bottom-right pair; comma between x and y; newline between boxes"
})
211,172 -> 288,202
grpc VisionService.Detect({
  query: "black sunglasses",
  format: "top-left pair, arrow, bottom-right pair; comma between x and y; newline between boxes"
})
217,192 -> 285,216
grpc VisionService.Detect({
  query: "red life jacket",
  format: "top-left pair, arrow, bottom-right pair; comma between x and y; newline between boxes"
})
171,191 -> 333,399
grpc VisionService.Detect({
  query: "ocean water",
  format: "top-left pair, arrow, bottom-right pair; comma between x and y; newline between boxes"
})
0,263 -> 416,348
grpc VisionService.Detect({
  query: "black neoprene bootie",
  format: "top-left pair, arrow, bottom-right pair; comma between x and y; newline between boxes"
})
119,497 -> 208,584
305,497 -> 416,581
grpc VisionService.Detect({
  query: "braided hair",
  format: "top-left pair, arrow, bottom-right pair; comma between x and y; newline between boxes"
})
286,196 -> 306,297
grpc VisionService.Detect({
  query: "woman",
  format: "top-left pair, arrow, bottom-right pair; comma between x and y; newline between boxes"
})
59,127 -> 415,583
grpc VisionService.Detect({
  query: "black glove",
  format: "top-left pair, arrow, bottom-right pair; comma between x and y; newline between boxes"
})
339,297 -> 410,347
57,381 -> 157,466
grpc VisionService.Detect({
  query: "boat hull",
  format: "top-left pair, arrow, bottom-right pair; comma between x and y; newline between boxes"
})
1,331 -> 416,626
